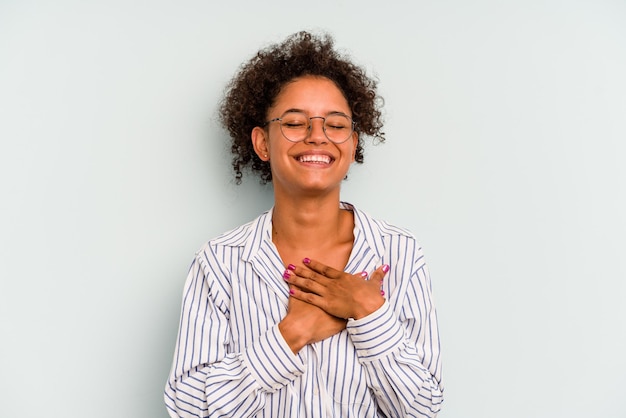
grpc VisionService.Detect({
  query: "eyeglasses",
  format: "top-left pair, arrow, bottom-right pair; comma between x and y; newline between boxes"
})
264,111 -> 355,144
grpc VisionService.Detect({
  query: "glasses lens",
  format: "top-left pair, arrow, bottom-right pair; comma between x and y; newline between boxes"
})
280,112 -> 308,142
324,114 -> 353,143
277,112 -> 354,143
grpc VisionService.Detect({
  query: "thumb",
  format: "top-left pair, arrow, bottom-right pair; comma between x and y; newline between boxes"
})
369,264 -> 390,284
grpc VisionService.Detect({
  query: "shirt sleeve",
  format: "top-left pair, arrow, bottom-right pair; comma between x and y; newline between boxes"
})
346,256 -> 444,417
164,252 -> 305,418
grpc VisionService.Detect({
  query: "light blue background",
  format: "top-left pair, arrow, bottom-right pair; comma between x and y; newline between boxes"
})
1,1 -> 625,417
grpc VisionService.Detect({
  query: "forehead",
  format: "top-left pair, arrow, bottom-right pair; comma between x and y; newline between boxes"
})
270,76 -> 350,114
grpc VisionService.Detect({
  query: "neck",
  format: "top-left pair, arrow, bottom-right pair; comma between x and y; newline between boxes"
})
271,189 -> 347,251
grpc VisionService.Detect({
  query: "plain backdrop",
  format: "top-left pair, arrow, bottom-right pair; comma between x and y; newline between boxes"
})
1,1 -> 625,417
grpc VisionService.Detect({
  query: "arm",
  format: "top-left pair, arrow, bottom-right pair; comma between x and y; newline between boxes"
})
287,255 -> 444,417
278,296 -> 347,354
347,263 -> 444,417
164,253 -> 305,418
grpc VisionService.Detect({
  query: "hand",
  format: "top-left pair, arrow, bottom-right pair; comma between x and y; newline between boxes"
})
284,258 -> 388,320
279,296 -> 346,354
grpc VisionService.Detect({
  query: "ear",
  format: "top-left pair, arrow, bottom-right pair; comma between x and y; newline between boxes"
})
351,132 -> 359,162
251,126 -> 270,161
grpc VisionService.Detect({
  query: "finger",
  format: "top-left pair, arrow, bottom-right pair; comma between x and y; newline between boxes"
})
283,268 -> 325,295
285,265 -> 320,283
285,264 -> 321,281
368,264 -> 390,284
302,257 -> 343,279
289,286 -> 325,308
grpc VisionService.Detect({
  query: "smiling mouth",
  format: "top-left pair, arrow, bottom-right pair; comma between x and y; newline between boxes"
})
296,154 -> 333,164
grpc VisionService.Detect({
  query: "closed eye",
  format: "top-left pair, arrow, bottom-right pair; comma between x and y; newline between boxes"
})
284,123 -> 306,129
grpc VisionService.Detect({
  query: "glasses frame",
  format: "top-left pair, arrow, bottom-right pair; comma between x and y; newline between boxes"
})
263,111 -> 356,144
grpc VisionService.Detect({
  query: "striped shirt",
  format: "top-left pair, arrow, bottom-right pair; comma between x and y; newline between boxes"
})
164,202 -> 443,417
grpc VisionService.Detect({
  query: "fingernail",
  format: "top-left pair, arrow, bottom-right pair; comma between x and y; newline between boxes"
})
382,264 -> 390,273
283,270 -> 291,280
360,271 -> 368,279
289,289 -> 295,295
380,290 -> 385,297
287,264 -> 296,271
303,257 -> 311,264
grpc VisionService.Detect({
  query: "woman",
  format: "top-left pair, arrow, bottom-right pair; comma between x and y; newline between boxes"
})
165,31 -> 444,417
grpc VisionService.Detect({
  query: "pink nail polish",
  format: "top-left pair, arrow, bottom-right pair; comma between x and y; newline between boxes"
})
287,264 -> 296,271
283,270 -> 291,280
382,264 -> 390,273
303,257 -> 311,264
380,290 -> 385,297
360,271 -> 368,278
289,289 -> 295,295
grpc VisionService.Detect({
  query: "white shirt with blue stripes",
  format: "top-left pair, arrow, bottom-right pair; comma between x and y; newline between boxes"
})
165,202 -> 443,417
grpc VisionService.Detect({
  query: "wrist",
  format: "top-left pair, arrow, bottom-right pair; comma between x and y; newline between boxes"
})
278,316 -> 309,354
351,297 -> 385,320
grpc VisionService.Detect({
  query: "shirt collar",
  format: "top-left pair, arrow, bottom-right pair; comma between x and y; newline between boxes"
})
241,202 -> 385,268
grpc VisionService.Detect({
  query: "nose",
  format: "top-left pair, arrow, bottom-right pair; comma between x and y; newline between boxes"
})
304,116 -> 328,144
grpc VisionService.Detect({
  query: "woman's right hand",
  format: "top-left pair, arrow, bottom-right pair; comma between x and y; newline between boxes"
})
278,296 -> 346,354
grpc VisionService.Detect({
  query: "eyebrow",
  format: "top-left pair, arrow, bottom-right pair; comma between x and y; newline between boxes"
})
281,108 -> 351,117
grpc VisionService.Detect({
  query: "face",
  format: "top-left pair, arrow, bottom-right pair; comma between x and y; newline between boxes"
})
251,76 -> 358,195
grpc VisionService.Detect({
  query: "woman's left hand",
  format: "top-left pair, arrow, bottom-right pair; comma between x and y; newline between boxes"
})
284,258 -> 388,320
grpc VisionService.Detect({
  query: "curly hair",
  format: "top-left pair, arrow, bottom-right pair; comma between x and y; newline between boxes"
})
218,31 -> 385,184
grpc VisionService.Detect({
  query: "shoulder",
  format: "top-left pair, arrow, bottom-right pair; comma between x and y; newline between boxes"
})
192,210 -> 271,271
346,201 -> 417,241
203,210 -> 270,250
188,211 -> 270,291
346,202 -> 427,270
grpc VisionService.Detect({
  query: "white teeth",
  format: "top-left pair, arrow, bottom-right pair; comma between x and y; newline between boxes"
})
298,154 -> 331,164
